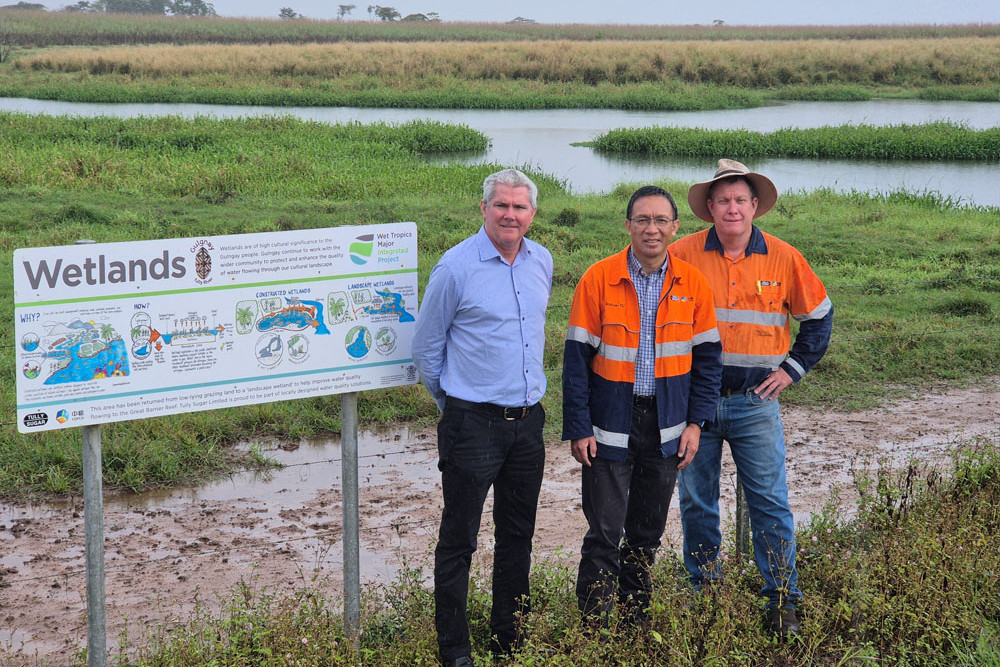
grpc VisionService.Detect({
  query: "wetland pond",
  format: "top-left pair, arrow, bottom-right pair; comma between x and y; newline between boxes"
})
2,97 -> 999,207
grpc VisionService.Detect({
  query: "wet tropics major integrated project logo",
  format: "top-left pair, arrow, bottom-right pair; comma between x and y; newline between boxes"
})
350,234 -> 375,265
349,229 -> 414,267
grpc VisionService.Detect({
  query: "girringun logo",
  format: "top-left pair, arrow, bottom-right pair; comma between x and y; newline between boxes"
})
349,234 -> 374,266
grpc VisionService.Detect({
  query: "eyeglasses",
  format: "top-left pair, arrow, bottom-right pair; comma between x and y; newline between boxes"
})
628,216 -> 676,228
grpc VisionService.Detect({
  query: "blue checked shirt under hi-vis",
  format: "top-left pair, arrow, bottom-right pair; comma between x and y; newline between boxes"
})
669,226 -> 832,393
627,248 -> 665,397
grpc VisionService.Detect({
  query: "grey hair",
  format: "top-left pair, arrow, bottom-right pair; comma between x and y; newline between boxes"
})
482,169 -> 538,209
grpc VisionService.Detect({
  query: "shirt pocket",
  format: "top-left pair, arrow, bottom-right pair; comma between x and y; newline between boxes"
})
752,283 -> 787,330
658,298 -> 696,329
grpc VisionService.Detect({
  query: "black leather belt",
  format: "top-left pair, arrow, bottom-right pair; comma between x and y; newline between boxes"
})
721,387 -> 744,397
446,396 -> 536,421
633,394 -> 656,409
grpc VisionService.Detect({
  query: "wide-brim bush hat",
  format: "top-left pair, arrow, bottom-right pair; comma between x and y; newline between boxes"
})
688,158 -> 778,223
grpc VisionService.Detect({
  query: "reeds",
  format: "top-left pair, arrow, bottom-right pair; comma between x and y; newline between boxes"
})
0,113 -> 489,197
15,38 -> 1000,88
594,122 -> 1000,160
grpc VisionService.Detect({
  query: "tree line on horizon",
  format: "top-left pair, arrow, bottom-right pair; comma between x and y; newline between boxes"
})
0,1 -> 533,23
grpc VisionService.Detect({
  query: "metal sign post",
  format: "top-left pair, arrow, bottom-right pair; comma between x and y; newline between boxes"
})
81,424 -> 107,667
341,392 -> 361,647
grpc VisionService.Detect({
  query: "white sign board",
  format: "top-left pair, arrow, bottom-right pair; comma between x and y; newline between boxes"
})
13,223 -> 419,433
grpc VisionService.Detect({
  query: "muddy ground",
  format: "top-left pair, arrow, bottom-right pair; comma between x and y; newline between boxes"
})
2,381 -> 998,665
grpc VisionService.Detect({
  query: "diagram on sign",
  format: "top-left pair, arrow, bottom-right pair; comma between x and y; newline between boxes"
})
235,300 -> 259,335
237,295 -> 330,369
131,311 -> 226,360
328,287 -> 415,325
257,297 -> 331,335
255,333 -> 283,367
21,319 -> 131,385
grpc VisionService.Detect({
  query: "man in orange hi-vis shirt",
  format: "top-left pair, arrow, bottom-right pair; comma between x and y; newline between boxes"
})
563,185 -> 722,628
670,160 -> 833,640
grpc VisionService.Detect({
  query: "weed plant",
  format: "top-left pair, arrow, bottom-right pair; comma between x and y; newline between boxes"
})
2,114 -> 999,499
127,439 -> 1000,665
593,122 -> 1000,160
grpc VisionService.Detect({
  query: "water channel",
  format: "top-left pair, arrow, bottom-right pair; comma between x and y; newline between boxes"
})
2,97 -> 999,207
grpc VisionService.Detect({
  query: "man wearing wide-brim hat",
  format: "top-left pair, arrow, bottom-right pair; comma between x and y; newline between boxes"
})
669,159 -> 833,640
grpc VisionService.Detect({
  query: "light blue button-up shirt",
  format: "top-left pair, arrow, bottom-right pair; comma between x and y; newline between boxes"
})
413,226 -> 553,411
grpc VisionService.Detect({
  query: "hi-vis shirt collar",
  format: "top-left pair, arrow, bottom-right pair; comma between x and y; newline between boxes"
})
705,225 -> 769,258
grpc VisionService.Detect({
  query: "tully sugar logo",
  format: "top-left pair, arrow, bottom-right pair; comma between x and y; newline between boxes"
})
350,234 -> 375,266
22,412 -> 48,428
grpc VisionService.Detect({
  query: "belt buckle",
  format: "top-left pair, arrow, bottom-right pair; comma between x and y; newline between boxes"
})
503,406 -> 527,420
634,394 -> 654,408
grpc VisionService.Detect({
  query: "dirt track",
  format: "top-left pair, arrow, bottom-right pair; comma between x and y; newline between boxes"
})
1,381 -> 998,665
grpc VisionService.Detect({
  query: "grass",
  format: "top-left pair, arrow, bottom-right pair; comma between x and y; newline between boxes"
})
2,35 -> 1000,109
1,114 -> 999,499
592,122 -> 1000,160
118,437 -> 1000,665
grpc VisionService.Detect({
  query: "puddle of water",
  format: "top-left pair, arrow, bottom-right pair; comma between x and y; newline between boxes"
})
0,628 -> 33,654
113,425 -> 436,510
0,426 -> 441,584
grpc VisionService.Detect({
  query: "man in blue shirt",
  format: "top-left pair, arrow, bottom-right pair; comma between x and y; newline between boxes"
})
413,168 -> 553,667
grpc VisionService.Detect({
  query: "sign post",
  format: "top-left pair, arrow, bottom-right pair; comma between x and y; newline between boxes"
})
341,392 -> 361,646
81,423 -> 106,667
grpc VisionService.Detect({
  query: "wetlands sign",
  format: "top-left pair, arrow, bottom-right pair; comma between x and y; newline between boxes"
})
13,223 -> 419,434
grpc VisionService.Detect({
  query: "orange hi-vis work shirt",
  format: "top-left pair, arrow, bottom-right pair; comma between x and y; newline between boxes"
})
562,247 -> 722,461
669,226 -> 832,393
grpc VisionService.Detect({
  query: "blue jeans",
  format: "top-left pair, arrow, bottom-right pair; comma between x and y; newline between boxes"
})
678,390 -> 801,608
576,398 -> 680,617
434,399 -> 545,662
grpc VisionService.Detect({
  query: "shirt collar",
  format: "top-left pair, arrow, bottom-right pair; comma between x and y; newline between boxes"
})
475,225 -> 530,264
627,246 -> 668,278
704,225 -> 769,257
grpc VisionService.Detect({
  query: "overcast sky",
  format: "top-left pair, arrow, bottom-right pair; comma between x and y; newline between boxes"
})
197,0 -> 1000,25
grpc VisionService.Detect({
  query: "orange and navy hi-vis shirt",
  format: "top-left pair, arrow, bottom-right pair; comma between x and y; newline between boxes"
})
561,247 -> 722,462
669,226 -> 833,394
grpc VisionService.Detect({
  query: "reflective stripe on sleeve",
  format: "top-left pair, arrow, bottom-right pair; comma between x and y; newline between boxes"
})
566,324 -> 601,347
659,421 -> 687,443
593,425 -> 629,448
793,296 -> 833,322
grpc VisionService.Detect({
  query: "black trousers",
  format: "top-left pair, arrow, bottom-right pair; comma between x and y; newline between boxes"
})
576,399 -> 680,617
434,399 -> 545,662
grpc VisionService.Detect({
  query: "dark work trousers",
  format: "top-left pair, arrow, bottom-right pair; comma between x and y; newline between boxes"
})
576,398 -> 681,618
434,399 -> 546,662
